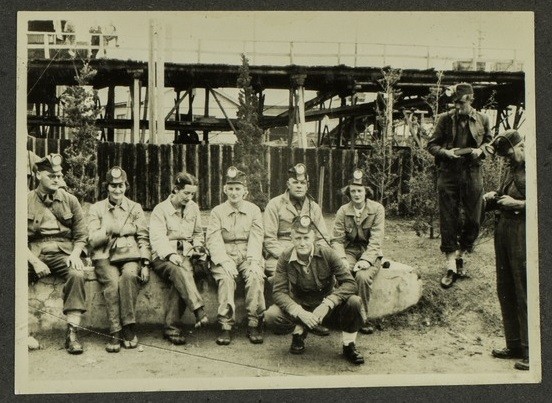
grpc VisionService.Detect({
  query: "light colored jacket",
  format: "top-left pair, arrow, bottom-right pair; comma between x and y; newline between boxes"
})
149,197 -> 204,261
88,197 -> 151,261
206,200 -> 264,266
263,191 -> 329,258
331,200 -> 385,265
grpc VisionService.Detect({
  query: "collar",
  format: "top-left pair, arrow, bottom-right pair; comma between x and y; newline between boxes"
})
159,195 -> 195,216
107,197 -> 130,211
343,200 -> 377,216
221,200 -> 248,216
288,244 -> 322,263
36,188 -> 63,202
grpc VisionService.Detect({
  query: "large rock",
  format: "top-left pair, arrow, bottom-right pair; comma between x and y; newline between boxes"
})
28,261 -> 422,332
366,260 -> 422,319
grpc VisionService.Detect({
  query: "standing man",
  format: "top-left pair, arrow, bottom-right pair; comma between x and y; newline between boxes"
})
332,169 -> 384,334
27,154 -> 88,354
265,216 -> 365,365
427,83 -> 493,288
149,172 -> 209,345
206,167 -> 265,345
484,130 -> 528,371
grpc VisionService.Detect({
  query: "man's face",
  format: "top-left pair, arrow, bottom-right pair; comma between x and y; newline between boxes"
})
37,170 -> 63,193
291,229 -> 315,256
287,178 -> 308,199
224,184 -> 247,203
455,99 -> 472,115
506,141 -> 525,165
173,184 -> 198,206
107,182 -> 127,203
349,184 -> 367,203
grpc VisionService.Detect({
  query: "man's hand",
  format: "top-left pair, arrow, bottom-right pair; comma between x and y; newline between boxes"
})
483,191 -> 498,201
168,253 -> 184,266
247,259 -> 265,280
471,147 -> 483,159
32,260 -> 51,279
312,303 -> 331,323
353,259 -> 371,272
497,195 -> 524,210
221,260 -> 238,278
297,309 -> 320,329
365,267 -> 378,286
443,148 -> 461,159
140,265 -> 150,284
66,252 -> 84,271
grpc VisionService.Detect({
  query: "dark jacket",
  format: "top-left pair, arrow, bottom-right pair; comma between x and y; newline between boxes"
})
27,188 -> 87,256
427,108 -> 492,168
272,244 -> 358,315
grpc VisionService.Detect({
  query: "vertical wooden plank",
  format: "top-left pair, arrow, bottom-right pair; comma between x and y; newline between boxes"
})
185,144 -> 195,176
332,149 -> 345,212
173,144 -> 183,173
47,138 -> 58,155
135,143 -> 148,209
197,144 -> 210,209
305,148 -> 318,204
35,137 -> 46,158
280,146 -> 292,192
268,147 -> 279,197
160,144 -> 172,202
318,148 -> 331,213
120,143 -> 136,203
209,144 -> 221,208
148,144 -> 160,209
96,142 -> 109,199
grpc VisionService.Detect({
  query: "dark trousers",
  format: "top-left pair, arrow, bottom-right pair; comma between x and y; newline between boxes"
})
29,251 -> 87,314
437,165 -> 483,253
265,295 -> 364,334
495,215 -> 528,357
94,259 -> 140,334
151,257 -> 204,332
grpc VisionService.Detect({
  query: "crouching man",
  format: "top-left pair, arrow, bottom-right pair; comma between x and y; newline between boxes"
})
265,216 -> 365,365
27,154 -> 88,354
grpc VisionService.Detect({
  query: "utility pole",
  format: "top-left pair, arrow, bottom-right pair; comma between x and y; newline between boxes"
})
148,19 -> 165,144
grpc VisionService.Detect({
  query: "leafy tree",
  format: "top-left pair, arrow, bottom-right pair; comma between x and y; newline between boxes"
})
60,62 -> 100,202
235,54 -> 268,208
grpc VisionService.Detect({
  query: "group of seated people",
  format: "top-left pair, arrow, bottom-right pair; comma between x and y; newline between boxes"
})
28,154 -> 385,365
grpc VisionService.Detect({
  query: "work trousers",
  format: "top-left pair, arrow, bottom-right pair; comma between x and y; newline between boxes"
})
495,214 -> 528,357
437,165 -> 483,253
344,244 -> 374,323
94,259 -> 140,334
265,295 -> 364,334
152,257 -> 204,332
211,244 -> 265,329
29,250 -> 87,314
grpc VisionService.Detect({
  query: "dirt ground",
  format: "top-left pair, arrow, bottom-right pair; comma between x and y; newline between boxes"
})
28,216 -> 517,381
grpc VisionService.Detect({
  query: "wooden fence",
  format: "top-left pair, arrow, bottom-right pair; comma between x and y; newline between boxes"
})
27,138 -> 412,212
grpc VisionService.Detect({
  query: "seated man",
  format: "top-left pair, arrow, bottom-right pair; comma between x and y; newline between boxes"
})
206,167 -> 265,345
265,216 -> 365,365
149,172 -> 209,345
331,169 -> 384,334
27,154 -> 88,354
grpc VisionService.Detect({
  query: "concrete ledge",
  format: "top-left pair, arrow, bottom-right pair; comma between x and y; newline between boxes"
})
28,261 -> 422,332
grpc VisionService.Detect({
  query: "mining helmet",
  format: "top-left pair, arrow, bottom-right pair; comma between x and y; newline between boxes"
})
349,169 -> 367,186
288,163 -> 309,181
485,129 -> 523,157
225,166 -> 247,186
34,153 -> 63,173
291,215 -> 314,234
106,166 -> 128,184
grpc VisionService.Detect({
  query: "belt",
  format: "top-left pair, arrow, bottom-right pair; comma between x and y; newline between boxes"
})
225,239 -> 248,245
33,236 -> 69,243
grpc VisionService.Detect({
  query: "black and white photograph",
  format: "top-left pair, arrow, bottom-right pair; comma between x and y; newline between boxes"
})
14,10 -> 539,394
